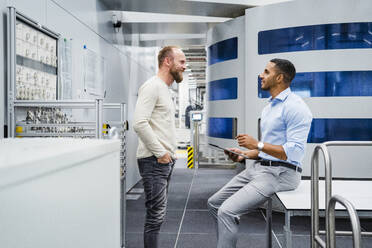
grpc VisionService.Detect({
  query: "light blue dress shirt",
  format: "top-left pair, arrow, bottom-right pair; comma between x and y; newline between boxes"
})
259,88 -> 313,167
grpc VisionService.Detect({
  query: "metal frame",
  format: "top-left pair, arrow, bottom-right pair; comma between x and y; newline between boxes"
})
266,141 -> 372,248
311,141 -> 372,248
102,102 -> 128,248
328,195 -> 361,248
119,102 -> 127,248
7,6 -> 61,137
13,99 -> 102,138
7,7 -> 16,138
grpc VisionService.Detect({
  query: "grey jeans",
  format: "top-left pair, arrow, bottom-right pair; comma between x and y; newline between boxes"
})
207,160 -> 301,248
137,156 -> 175,248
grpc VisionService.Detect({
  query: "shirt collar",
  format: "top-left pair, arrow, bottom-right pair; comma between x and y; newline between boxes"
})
268,87 -> 291,103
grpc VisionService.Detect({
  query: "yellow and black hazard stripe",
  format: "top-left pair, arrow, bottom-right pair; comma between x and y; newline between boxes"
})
187,146 -> 194,169
103,123 -> 111,134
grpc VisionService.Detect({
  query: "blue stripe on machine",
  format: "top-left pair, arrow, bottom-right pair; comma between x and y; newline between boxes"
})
258,71 -> 372,98
208,117 -> 237,139
208,37 -> 238,66
308,119 -> 372,143
258,22 -> 372,54
209,77 -> 238,101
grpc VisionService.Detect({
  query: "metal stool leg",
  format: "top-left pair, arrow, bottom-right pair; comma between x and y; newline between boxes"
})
284,211 -> 292,248
266,197 -> 273,248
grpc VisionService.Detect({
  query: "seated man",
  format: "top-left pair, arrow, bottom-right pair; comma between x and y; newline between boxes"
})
207,58 -> 313,248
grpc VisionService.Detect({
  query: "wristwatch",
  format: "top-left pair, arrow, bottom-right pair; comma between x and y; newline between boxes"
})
257,141 -> 264,151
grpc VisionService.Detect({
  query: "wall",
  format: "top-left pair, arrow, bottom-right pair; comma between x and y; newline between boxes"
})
0,0 -> 156,190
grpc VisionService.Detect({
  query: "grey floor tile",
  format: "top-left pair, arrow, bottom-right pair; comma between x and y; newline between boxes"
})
196,168 -> 238,175
126,195 -> 145,212
186,183 -> 219,210
236,234 -> 282,248
193,171 -> 236,185
126,210 -> 146,233
168,182 -> 191,210
176,233 -> 217,248
176,233 -> 282,248
125,232 -> 177,248
179,210 -> 215,234
170,169 -> 194,184
186,171 -> 238,210
126,210 -> 184,233
180,210 -> 267,235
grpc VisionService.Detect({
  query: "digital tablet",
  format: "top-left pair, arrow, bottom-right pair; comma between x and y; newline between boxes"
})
208,143 -> 250,159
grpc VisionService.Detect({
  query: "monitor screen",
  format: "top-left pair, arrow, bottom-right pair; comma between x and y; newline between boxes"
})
191,113 -> 203,121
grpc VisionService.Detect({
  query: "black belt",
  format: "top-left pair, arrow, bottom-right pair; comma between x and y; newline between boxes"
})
259,159 -> 302,173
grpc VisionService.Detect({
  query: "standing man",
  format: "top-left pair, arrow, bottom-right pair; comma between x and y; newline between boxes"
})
133,46 -> 186,248
207,58 -> 312,248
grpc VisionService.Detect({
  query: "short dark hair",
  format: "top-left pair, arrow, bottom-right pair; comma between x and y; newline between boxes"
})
158,46 -> 180,68
270,58 -> 296,84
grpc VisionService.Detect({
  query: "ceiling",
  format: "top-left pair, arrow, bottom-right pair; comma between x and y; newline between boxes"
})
99,0 -> 292,87
100,0 -> 253,47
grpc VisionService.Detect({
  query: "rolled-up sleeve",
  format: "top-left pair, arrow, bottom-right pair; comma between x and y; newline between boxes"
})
133,83 -> 167,158
283,103 -> 313,163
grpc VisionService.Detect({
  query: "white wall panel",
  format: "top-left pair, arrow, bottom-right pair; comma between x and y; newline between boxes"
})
8,0 -> 47,24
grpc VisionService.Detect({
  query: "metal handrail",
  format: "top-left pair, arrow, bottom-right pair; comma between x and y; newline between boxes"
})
311,141 -> 372,248
328,195 -> 361,248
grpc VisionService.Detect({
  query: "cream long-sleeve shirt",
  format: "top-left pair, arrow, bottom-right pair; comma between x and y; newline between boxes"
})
133,76 -> 177,159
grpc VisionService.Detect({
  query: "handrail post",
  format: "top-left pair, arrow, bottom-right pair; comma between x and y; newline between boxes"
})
311,147 -> 320,248
95,99 -> 103,139
327,195 -> 361,248
311,144 -> 332,248
7,7 -> 16,138
120,102 -> 127,248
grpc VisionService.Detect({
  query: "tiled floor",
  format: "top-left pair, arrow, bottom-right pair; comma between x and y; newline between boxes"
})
125,158 -> 372,248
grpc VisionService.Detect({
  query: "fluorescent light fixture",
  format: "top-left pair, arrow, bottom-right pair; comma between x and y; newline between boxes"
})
139,33 -> 206,41
116,11 -> 231,23
183,0 -> 294,6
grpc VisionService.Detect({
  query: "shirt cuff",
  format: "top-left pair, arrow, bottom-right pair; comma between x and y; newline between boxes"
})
282,142 -> 304,163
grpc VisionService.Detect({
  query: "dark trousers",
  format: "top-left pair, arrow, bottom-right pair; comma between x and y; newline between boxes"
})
137,156 -> 174,248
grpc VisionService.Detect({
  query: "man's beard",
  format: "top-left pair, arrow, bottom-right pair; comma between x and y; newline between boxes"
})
261,85 -> 269,91
170,67 -> 183,83
261,80 -> 270,91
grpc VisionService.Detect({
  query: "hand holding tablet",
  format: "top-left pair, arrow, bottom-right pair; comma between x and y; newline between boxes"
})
208,143 -> 250,160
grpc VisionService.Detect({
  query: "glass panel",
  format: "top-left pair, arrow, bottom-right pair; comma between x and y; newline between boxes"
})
258,71 -> 372,98
308,119 -> 372,143
208,117 -> 237,139
209,77 -> 238,101
258,22 -> 372,54
208,37 -> 238,65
